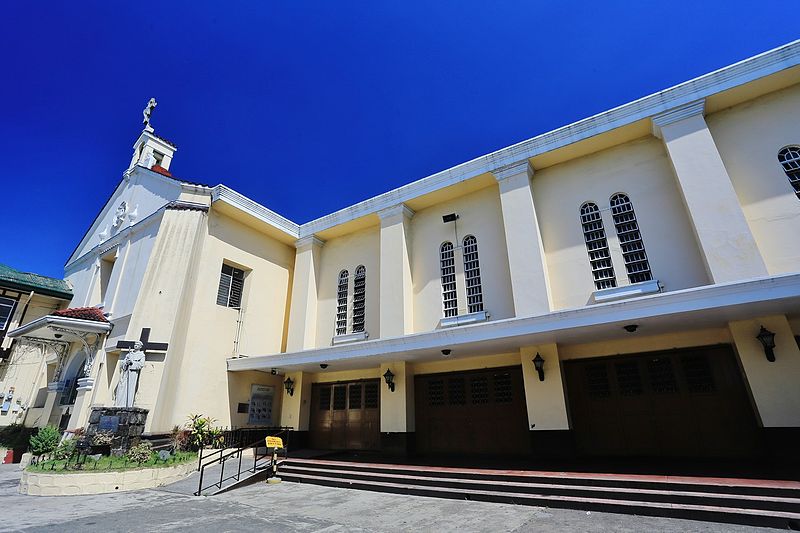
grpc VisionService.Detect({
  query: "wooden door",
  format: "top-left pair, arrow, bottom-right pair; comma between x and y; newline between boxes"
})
310,380 -> 380,451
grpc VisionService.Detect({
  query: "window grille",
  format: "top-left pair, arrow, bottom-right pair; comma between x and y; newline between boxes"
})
580,203 -> 616,290
440,242 -> 458,317
462,235 -> 484,313
610,194 -> 652,284
216,264 -> 245,308
352,266 -> 366,333
778,146 -> 800,199
0,297 -> 16,331
336,270 -> 349,336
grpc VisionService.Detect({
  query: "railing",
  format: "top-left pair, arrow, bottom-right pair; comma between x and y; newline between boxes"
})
195,427 -> 290,496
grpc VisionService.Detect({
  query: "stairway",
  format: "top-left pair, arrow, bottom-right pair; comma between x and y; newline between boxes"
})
279,458 -> 800,529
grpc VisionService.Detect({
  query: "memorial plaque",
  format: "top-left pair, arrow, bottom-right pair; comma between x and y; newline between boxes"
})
98,415 -> 120,433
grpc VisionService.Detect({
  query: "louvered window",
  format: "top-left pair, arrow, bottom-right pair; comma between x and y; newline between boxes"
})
440,242 -> 458,317
462,235 -> 484,313
610,194 -> 652,284
0,297 -> 16,331
216,264 -> 245,308
352,266 -> 366,333
778,146 -> 800,199
580,203 -> 616,290
336,270 -> 349,336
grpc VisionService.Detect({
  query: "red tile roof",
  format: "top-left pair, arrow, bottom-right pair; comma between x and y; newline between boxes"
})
150,164 -> 172,177
52,307 -> 109,323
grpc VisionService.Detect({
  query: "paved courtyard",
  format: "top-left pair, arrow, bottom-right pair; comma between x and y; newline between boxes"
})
0,464 -> 781,532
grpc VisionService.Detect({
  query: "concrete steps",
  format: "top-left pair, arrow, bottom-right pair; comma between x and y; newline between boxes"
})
279,458 -> 800,529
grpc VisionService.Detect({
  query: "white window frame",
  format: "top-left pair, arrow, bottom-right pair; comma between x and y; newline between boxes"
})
216,263 -> 245,309
440,242 -> 458,318
610,193 -> 652,284
462,235 -> 484,314
0,296 -> 17,331
778,146 -> 800,200
352,266 -> 366,333
580,202 -> 616,290
336,270 -> 349,336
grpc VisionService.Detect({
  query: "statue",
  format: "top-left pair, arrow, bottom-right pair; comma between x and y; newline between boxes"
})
113,341 -> 146,408
142,98 -> 157,128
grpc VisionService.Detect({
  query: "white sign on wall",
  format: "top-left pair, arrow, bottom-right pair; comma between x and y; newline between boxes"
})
248,384 -> 274,426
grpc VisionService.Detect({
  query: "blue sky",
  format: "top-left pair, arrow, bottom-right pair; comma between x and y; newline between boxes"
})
1,1 -> 797,278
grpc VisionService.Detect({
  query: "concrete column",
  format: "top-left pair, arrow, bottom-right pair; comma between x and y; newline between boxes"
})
279,371 -> 312,431
378,205 -> 414,338
652,100 -> 767,283
379,361 -> 414,433
494,161 -> 552,317
519,344 -> 569,431
729,315 -> 800,427
286,236 -> 324,352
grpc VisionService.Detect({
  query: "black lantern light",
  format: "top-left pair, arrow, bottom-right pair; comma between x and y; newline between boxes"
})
383,368 -> 395,392
532,352 -> 545,382
756,326 -> 777,362
283,376 -> 295,396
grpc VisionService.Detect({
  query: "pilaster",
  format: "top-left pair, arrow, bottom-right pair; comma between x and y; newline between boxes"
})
519,344 -> 569,431
378,205 -> 414,338
728,315 -> 800,427
493,160 -> 552,317
279,371 -> 312,431
286,236 -> 324,352
652,100 -> 767,283
379,361 -> 414,433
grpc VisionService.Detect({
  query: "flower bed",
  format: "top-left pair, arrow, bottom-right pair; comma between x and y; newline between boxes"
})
26,450 -> 197,473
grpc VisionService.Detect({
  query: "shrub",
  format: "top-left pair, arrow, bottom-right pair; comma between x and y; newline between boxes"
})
0,424 -> 36,449
171,426 -> 190,452
29,425 -> 61,456
53,438 -> 76,460
127,441 -> 153,464
186,414 -> 223,450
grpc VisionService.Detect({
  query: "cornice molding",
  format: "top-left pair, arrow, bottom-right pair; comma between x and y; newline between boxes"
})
651,99 -> 706,138
211,185 -> 299,238
377,203 -> 415,221
294,235 -> 325,250
492,160 -> 534,182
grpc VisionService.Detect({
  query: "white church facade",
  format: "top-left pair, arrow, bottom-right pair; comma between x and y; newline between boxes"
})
3,40 -> 800,460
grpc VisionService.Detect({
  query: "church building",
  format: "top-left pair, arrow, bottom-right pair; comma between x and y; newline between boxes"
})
4,40 -> 800,461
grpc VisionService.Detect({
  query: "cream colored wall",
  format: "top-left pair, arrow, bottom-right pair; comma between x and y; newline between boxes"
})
534,137 -> 710,310
314,226 -> 380,346
410,186 -> 515,332
227,371 -> 284,428
706,84 -> 800,275
164,209 -> 294,430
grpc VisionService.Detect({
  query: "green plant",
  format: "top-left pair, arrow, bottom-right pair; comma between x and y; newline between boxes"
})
0,424 -> 35,449
170,426 -> 190,452
186,414 -> 223,450
53,438 -> 76,460
29,425 -> 61,456
126,441 -> 153,464
92,432 -> 114,446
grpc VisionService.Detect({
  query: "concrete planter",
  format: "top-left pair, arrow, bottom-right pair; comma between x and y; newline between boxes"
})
19,459 -> 196,496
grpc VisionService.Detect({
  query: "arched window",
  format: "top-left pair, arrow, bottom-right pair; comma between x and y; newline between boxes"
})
580,202 -> 616,290
352,266 -> 366,333
336,270 -> 349,336
440,242 -> 458,317
462,235 -> 484,313
610,193 -> 652,284
778,146 -> 800,199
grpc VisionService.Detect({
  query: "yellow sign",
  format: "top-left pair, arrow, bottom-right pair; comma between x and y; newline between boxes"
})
265,436 -> 283,448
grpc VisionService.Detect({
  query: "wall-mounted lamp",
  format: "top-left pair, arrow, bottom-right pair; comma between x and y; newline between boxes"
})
383,368 -> 395,392
442,213 -> 459,223
532,352 -> 545,382
283,377 -> 295,396
756,326 -> 777,362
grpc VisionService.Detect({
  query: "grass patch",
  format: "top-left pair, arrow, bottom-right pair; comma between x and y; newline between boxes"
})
27,451 -> 197,473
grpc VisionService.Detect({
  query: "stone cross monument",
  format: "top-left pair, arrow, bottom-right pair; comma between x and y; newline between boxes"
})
113,341 -> 146,407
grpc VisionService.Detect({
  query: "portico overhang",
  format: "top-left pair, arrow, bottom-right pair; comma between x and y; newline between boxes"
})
8,315 -> 113,342
228,273 -> 800,373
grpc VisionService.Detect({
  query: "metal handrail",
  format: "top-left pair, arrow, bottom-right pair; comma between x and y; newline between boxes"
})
195,428 -> 290,496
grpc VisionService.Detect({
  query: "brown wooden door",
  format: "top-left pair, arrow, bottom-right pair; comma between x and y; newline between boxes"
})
564,345 -> 760,458
310,380 -> 380,450
415,366 -> 530,456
